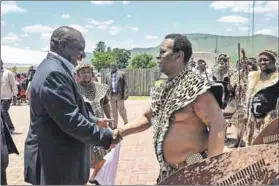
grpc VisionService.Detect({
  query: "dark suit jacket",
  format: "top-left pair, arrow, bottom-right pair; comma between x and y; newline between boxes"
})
24,126 -> 41,185
105,70 -> 129,100
1,111 -> 19,171
25,53 -> 113,185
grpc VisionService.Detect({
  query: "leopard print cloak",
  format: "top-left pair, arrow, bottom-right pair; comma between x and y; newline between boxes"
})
77,82 -> 109,118
150,67 -> 224,182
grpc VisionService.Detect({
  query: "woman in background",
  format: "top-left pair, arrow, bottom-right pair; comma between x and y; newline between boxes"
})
75,64 -> 112,184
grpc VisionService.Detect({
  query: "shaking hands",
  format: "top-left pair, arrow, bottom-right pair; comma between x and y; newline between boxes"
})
110,128 -> 124,149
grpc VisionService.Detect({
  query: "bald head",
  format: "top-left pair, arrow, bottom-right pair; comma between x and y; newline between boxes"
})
50,26 -> 86,65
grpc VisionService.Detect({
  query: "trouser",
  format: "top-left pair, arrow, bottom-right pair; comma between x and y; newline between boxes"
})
1,131 -> 9,185
1,100 -> 15,131
1,170 -> 7,185
110,94 -> 128,128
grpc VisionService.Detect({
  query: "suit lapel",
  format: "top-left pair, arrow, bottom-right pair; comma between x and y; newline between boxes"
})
46,53 -> 86,106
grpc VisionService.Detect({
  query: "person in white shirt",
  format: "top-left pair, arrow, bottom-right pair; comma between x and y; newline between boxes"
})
1,59 -> 18,133
197,59 -> 213,82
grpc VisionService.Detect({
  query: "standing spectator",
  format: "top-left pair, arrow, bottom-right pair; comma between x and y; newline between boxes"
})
189,57 -> 197,73
196,59 -> 213,82
0,59 -> 18,133
1,110 -> 19,185
105,63 -> 129,129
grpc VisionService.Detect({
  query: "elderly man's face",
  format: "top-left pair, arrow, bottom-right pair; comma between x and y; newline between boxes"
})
61,31 -> 86,66
157,39 -> 183,74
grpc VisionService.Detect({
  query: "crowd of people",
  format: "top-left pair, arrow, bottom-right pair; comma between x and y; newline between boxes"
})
1,25 -> 278,185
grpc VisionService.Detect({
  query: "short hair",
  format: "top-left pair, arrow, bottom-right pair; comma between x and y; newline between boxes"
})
198,59 -> 205,63
164,34 -> 192,64
50,26 -> 80,51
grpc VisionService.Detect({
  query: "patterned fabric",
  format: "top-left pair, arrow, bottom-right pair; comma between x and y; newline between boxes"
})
197,69 -> 214,82
150,67 -> 224,183
157,151 -> 208,184
212,65 -> 235,82
77,82 -> 110,164
77,82 -> 109,118
111,72 -> 118,93
245,70 -> 279,145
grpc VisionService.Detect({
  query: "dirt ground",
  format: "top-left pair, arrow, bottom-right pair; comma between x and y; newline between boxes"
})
6,100 -> 237,185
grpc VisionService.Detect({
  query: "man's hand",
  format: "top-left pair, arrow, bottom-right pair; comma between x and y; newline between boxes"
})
112,128 -> 124,144
97,118 -> 114,128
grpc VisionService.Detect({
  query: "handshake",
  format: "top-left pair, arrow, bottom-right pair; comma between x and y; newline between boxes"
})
96,118 -> 125,149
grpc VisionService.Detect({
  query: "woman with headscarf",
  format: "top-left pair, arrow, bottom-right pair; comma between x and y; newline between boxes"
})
244,49 -> 279,146
75,64 -> 112,184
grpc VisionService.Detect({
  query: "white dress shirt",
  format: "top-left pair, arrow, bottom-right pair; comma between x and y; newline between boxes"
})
1,68 -> 18,100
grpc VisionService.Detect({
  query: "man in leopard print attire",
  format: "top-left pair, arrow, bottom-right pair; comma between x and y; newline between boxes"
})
76,63 -> 112,184
111,34 -> 226,184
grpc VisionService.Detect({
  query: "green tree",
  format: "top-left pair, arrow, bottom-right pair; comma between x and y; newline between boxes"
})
95,41 -> 106,53
112,48 -> 131,69
91,52 -> 114,71
147,60 -> 157,68
130,53 -> 155,69
107,46 -> 112,52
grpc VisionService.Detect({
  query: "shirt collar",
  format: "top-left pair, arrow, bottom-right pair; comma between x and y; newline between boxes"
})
49,51 -> 75,77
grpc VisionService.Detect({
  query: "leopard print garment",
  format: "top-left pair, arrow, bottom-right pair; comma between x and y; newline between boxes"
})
228,69 -> 249,129
77,82 -> 110,165
150,67 -> 224,182
77,82 -> 109,118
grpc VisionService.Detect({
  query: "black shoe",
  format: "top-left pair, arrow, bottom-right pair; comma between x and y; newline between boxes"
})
89,180 -> 100,185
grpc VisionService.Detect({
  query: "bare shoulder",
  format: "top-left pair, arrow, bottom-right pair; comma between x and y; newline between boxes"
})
193,90 -> 217,105
192,90 -> 224,126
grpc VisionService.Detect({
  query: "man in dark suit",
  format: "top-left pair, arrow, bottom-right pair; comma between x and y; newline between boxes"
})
1,110 -> 19,185
105,63 -> 129,129
24,26 -> 114,185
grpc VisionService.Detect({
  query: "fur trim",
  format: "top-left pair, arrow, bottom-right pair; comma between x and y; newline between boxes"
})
150,68 -> 224,176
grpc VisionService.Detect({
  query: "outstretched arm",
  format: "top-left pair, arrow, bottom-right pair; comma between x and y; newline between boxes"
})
193,91 -> 226,157
116,106 -> 152,138
40,71 -> 113,149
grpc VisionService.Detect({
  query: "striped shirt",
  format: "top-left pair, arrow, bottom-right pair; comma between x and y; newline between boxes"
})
111,72 -> 118,93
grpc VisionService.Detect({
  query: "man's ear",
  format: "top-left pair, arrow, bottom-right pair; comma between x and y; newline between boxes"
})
177,51 -> 184,62
58,40 -> 66,50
